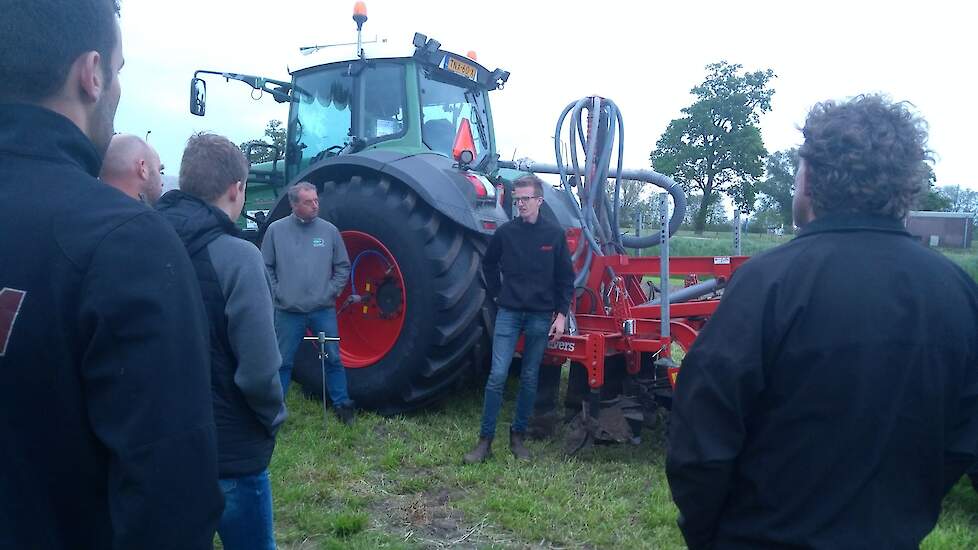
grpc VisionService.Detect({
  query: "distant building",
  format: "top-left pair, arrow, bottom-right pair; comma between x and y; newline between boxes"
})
906,211 -> 973,248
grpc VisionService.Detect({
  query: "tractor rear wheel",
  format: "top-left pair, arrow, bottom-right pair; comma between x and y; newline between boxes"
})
291,175 -> 489,415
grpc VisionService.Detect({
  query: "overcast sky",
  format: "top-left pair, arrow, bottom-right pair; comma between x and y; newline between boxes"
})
115,0 -> 977,193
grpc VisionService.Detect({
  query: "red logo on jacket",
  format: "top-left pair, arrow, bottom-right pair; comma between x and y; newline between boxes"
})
540,245 -> 553,251
0,287 -> 27,357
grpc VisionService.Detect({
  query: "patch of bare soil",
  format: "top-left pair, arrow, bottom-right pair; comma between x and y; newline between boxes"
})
371,484 -> 518,548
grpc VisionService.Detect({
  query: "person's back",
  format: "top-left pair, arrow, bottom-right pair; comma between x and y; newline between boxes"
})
0,2 -> 222,548
157,132 -> 286,550
667,95 -> 978,549
705,217 -> 978,547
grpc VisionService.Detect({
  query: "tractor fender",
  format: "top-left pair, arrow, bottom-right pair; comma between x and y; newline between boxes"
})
266,149 -> 508,234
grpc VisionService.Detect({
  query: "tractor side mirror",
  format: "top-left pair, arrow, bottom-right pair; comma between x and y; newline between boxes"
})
190,78 -> 207,116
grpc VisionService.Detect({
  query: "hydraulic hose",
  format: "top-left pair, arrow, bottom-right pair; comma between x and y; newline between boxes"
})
500,98 -> 686,251
350,249 -> 391,294
498,96 -> 688,288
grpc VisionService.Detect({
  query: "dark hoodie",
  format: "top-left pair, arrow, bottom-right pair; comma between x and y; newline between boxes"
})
157,190 -> 287,477
483,215 -> 575,315
0,104 -> 222,549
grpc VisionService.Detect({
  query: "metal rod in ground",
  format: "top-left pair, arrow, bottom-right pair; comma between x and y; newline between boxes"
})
588,389 -> 601,422
659,193 -> 670,340
302,333 -> 341,430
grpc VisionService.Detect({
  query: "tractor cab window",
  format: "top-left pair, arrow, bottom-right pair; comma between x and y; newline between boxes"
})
419,70 -> 490,161
289,67 -> 353,171
359,63 -> 406,142
287,62 -> 407,176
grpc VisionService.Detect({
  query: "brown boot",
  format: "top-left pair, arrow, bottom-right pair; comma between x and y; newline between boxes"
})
509,428 -> 531,461
463,436 -> 493,464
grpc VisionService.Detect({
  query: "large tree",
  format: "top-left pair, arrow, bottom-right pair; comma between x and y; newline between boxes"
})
938,185 -> 978,221
239,119 -> 287,164
757,148 -> 798,228
606,179 -> 652,227
915,164 -> 952,211
651,61 -> 775,234
684,193 -> 728,227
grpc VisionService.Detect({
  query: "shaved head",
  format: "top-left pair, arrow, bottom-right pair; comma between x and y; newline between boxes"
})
100,133 -> 164,204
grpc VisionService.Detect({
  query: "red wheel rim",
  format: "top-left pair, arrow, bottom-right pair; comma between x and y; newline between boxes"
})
335,231 -> 407,367
668,321 -> 698,362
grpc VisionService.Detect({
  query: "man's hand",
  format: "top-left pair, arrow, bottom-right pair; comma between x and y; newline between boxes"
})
549,313 -> 567,342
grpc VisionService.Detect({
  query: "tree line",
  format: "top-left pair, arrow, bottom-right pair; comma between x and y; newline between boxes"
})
642,61 -> 975,234
239,63 -> 975,233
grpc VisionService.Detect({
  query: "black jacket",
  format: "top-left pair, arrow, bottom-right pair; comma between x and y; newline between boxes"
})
483,216 -> 575,315
667,214 -> 978,549
157,191 -> 286,477
0,104 -> 222,549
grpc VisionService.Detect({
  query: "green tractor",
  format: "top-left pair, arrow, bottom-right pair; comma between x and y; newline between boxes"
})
190,19 -> 566,414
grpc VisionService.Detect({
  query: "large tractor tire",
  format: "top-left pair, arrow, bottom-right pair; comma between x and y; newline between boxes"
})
291,175 -> 489,415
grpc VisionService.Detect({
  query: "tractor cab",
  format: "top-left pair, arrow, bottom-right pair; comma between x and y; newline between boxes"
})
189,30 -> 510,234
282,34 -> 508,181
186,5 -> 519,413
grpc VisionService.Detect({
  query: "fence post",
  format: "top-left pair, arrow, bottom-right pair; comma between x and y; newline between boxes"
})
634,211 -> 643,255
733,210 -> 742,256
659,193 -> 670,340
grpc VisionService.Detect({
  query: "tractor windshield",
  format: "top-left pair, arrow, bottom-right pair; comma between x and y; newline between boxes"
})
289,66 -> 353,169
419,69 -> 491,162
288,62 -> 407,175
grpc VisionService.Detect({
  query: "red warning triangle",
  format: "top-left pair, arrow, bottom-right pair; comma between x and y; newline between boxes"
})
452,118 -> 476,163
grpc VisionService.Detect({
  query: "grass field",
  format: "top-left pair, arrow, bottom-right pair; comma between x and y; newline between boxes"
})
264,235 -> 978,549
268,386 -> 978,549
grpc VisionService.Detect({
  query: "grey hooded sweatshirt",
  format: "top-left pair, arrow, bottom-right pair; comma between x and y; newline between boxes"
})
261,214 -> 351,313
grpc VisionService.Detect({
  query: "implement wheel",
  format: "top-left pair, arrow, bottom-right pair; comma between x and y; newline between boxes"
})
291,175 -> 488,415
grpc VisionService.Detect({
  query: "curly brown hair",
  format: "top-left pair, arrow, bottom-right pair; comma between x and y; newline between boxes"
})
799,95 -> 931,219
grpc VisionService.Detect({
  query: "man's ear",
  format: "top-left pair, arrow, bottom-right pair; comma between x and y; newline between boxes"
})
74,51 -> 105,104
137,159 -> 148,180
228,181 -> 243,201
801,167 -> 813,197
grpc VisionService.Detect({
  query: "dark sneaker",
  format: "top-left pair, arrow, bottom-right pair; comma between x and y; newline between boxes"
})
335,402 -> 356,425
509,428 -> 531,461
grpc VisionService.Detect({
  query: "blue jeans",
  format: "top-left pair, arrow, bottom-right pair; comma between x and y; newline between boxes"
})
217,470 -> 275,550
479,307 -> 552,437
275,308 -> 351,406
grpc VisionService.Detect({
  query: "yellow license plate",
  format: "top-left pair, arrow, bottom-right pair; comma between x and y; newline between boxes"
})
446,57 -> 477,81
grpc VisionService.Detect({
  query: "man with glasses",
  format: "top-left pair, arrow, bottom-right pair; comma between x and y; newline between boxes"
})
463,175 -> 575,463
